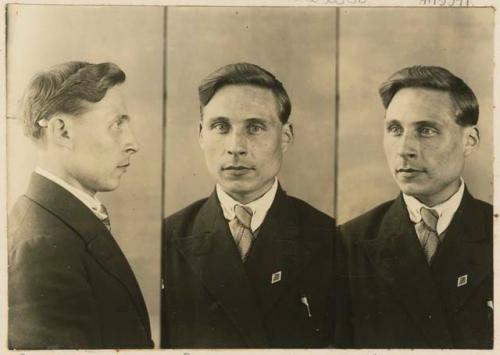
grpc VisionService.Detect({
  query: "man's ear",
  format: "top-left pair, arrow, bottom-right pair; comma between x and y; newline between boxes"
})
463,125 -> 479,156
281,122 -> 294,152
48,114 -> 73,149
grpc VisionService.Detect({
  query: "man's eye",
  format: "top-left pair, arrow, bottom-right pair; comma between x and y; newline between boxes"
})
212,123 -> 229,133
387,124 -> 402,136
419,127 -> 438,137
248,124 -> 264,134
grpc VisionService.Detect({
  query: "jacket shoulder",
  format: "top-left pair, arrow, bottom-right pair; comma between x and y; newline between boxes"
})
469,196 -> 493,237
287,195 -> 335,228
473,197 -> 493,216
339,199 -> 395,242
163,198 -> 209,239
8,195 -> 80,249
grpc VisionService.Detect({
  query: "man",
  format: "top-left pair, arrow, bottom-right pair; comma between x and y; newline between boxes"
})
8,62 -> 153,349
161,63 -> 335,348
336,65 -> 492,349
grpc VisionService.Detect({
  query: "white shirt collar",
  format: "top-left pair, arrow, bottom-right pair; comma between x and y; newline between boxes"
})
403,177 -> 465,235
35,167 -> 108,220
216,178 -> 278,232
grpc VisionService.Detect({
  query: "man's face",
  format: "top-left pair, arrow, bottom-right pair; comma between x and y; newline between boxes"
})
65,85 -> 139,195
383,87 -> 478,206
199,84 -> 293,204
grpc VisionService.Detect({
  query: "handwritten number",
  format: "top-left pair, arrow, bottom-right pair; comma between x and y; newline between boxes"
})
420,0 -> 469,6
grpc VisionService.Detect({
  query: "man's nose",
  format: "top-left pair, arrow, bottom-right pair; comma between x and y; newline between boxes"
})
226,129 -> 247,156
397,131 -> 418,158
123,124 -> 140,154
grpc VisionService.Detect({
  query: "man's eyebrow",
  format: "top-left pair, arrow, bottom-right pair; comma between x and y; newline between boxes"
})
119,114 -> 131,121
205,116 -> 230,124
413,120 -> 443,127
385,119 -> 401,125
245,117 -> 269,124
384,118 -> 443,128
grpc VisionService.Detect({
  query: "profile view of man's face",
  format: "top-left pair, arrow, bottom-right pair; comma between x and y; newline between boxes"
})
383,87 -> 477,206
199,84 -> 293,204
64,85 -> 139,196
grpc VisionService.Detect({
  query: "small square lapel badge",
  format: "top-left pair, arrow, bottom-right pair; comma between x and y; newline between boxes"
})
457,274 -> 468,287
271,271 -> 282,284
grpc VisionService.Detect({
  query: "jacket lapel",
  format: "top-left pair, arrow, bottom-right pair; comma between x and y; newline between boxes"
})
25,173 -> 152,338
360,196 -> 453,347
430,188 -> 492,318
244,186 -> 324,316
170,192 -> 268,347
85,226 -> 152,338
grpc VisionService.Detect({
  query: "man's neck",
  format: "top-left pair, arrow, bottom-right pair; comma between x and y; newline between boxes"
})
403,178 -> 465,235
225,180 -> 276,205
216,178 -> 279,232
414,178 -> 461,207
37,160 -> 96,197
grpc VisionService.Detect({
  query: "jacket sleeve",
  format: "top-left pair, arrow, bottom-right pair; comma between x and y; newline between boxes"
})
8,234 -> 101,349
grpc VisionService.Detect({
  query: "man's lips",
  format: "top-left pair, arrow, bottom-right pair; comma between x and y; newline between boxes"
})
222,165 -> 255,176
222,165 -> 254,171
396,168 -> 424,173
395,167 -> 425,178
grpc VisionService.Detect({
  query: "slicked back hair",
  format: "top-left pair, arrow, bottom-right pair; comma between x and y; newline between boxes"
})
379,65 -> 479,126
20,61 -> 126,139
198,62 -> 291,123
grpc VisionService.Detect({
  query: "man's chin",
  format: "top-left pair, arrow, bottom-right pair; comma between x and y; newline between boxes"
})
95,180 -> 121,193
220,181 -> 251,195
396,180 -> 428,197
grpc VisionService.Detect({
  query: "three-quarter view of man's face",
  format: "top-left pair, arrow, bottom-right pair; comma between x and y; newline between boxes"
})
199,84 -> 293,204
61,85 -> 139,196
383,87 -> 478,206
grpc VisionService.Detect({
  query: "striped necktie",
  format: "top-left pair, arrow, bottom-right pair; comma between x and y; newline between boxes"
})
228,204 -> 254,261
415,207 -> 439,264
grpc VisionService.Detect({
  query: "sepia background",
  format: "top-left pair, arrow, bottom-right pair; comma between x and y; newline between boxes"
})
164,6 -> 337,218
6,5 -> 164,345
337,7 -> 494,224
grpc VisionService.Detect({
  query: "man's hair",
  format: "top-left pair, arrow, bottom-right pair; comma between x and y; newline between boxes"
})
20,61 -> 126,139
379,65 -> 479,126
198,62 -> 291,123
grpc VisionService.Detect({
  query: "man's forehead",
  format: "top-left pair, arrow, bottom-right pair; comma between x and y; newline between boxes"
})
203,84 -> 280,120
386,87 -> 457,123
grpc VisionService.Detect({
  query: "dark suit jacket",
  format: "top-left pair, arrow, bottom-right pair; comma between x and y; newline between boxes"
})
161,186 -> 335,348
336,188 -> 493,349
8,173 -> 154,349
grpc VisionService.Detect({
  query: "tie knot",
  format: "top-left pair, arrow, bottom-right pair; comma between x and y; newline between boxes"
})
97,204 -> 111,231
234,204 -> 253,229
420,207 -> 438,232
98,204 -> 109,217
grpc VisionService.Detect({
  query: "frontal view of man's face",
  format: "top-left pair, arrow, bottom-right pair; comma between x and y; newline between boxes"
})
383,87 -> 477,206
199,84 -> 292,204
65,85 -> 139,196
